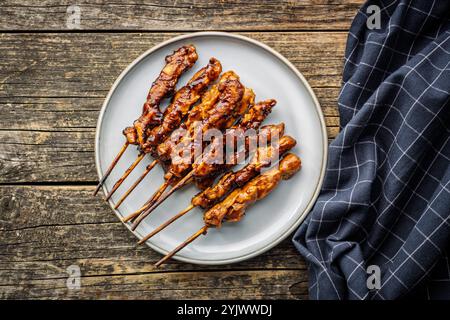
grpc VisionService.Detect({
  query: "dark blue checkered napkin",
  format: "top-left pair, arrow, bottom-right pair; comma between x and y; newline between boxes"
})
293,0 -> 450,300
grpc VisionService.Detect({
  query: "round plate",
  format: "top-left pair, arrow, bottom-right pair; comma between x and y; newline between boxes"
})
95,32 -> 328,265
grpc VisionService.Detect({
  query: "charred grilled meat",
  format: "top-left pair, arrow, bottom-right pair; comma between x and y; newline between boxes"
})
124,45 -> 198,146
204,153 -> 301,227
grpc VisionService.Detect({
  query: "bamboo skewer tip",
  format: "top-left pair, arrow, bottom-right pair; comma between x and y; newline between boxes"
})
93,141 -> 129,196
104,153 -> 145,201
122,178 -> 172,223
131,171 -> 193,230
137,204 -> 195,245
154,225 -> 208,267
114,159 -> 158,209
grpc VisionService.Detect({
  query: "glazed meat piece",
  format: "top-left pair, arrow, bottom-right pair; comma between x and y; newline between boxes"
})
192,127 -> 293,209
192,99 -> 277,179
167,71 -> 245,177
234,135 -> 296,186
203,153 -> 301,227
156,71 -> 242,161
127,45 -> 198,146
141,58 -> 222,154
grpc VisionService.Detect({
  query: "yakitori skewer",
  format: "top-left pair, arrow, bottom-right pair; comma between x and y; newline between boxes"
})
113,160 -> 158,209
122,176 -> 176,222
131,45 -> 199,147
116,79 -> 227,212
104,153 -> 145,201
94,45 -> 198,196
105,58 -> 222,202
154,153 -> 302,267
129,73 -> 247,229
131,99 -> 277,228
93,141 -> 129,196
121,74 -> 251,221
138,129 -> 295,244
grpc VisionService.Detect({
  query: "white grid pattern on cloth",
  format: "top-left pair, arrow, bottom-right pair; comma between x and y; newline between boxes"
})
293,0 -> 450,300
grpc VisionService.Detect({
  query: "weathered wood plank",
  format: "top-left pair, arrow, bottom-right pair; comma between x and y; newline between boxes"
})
0,0 -> 362,31
0,94 -> 340,130
0,32 -> 343,183
0,130 -> 94,183
0,32 -> 346,97
0,270 -> 308,300
0,185 -> 308,299
0,125 -> 338,183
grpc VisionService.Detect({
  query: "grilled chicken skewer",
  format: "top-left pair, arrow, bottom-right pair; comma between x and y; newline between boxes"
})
121,83 -> 254,222
154,153 -> 302,267
139,123 -> 286,235
105,58 -> 222,202
129,74 -> 249,228
138,129 -> 294,244
130,99 -> 277,228
115,71 -> 239,210
130,45 -> 199,147
116,75 -> 235,212
94,45 -> 198,196
190,99 -> 277,181
132,99 -> 276,230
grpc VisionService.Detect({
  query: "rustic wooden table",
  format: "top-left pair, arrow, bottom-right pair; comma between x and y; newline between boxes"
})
0,1 -> 361,299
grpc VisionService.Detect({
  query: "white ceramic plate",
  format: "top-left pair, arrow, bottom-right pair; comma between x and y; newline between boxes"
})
95,32 -> 327,265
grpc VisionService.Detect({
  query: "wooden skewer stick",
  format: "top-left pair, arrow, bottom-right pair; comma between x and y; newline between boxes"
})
131,171 -> 194,230
140,129 -> 292,241
114,60 -> 221,206
127,173 -> 176,218
93,141 -> 129,196
154,153 -> 302,267
129,114 -> 271,226
122,177 -> 172,223
141,178 -> 171,207
138,204 -> 195,245
104,153 -> 145,201
154,225 -> 208,267
114,159 -> 158,209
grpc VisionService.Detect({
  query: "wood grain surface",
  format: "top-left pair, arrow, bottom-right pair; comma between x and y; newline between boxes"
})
0,0 -> 361,31
0,0 -> 361,300
0,32 -> 343,183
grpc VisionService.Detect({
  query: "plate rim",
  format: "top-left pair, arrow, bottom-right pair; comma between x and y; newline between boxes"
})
95,31 -> 329,265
